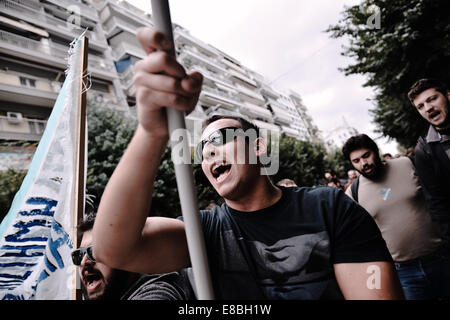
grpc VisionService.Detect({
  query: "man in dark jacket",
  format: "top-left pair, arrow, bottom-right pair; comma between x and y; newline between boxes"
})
408,79 -> 450,239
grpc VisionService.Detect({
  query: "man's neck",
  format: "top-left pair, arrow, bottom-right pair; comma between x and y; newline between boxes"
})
435,122 -> 450,132
225,177 -> 282,212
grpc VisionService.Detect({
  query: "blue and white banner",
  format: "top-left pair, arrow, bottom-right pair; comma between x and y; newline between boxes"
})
0,37 -> 86,300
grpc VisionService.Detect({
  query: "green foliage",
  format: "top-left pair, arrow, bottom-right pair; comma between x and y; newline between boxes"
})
150,146 -> 180,217
327,0 -> 450,147
272,135 -> 328,187
86,101 -> 137,209
323,149 -> 353,179
0,169 -> 26,222
1,104 -> 349,220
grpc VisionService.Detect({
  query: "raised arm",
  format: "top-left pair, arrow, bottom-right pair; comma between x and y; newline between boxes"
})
92,27 -> 203,274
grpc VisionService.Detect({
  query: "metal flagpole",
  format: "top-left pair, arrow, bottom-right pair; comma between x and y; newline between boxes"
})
150,0 -> 215,300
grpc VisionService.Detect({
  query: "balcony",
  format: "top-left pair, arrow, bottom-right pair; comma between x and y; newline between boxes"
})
240,102 -> 273,121
269,103 -> 292,125
44,0 -> 98,22
174,28 -> 219,58
88,54 -> 118,81
0,0 -> 107,51
260,84 -> 280,100
0,115 -> 47,141
0,31 -> 117,81
118,66 -> 136,96
103,15 -> 143,37
252,119 -> 280,133
0,69 -> 60,107
227,68 -> 258,87
111,42 -> 146,60
280,125 -> 299,138
200,86 -> 241,110
190,66 -> 235,92
234,82 -> 266,104
178,47 -> 228,75
104,0 -> 153,27
221,58 -> 249,76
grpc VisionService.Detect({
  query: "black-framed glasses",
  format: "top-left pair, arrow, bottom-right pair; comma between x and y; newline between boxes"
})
196,126 -> 245,160
71,245 -> 96,266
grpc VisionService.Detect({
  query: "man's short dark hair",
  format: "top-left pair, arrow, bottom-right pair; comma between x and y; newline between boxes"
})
342,134 -> 379,160
77,211 -> 96,239
407,78 -> 448,104
202,115 -> 260,136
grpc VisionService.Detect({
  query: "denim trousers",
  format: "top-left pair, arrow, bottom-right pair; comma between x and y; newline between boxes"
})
395,249 -> 450,300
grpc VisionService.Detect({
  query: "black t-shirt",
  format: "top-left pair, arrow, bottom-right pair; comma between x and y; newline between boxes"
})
182,186 -> 392,300
121,271 -> 195,300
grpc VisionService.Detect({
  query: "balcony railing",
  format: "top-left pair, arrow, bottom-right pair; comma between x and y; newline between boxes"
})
240,102 -> 273,121
234,83 -> 265,103
103,15 -> 143,36
111,42 -> 146,60
107,0 -> 152,25
0,31 -> 115,79
179,46 -> 228,75
0,0 -> 106,48
0,115 -> 47,141
200,86 -> 241,110
190,66 -> 234,90
45,0 -> 98,21
118,66 -> 134,89
174,28 -> 219,58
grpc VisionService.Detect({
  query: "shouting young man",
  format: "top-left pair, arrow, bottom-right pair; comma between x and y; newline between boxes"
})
408,79 -> 450,239
74,213 -> 194,300
92,27 -> 404,300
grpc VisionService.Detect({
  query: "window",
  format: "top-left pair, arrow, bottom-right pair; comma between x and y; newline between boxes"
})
19,77 -> 36,88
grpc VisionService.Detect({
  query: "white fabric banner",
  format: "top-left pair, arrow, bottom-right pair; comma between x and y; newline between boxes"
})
0,37 -> 85,300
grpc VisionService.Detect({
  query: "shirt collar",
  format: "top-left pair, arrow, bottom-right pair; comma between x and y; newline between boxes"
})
426,125 -> 450,143
426,125 -> 441,143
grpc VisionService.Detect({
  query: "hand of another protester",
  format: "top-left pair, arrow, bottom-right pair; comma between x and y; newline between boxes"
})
134,27 -> 203,138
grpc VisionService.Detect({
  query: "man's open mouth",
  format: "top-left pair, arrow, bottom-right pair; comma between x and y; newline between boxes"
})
363,165 -> 373,174
429,111 -> 440,120
83,270 -> 103,291
211,162 -> 232,182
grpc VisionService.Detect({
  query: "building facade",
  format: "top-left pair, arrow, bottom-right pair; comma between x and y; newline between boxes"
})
0,0 -> 320,148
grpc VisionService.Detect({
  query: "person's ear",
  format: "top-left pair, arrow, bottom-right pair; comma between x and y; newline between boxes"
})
253,137 -> 267,157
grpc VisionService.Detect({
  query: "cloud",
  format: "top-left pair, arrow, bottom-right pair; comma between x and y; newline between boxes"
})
129,0 -> 399,154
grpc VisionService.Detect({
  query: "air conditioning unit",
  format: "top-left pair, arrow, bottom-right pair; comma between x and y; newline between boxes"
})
6,112 -> 23,124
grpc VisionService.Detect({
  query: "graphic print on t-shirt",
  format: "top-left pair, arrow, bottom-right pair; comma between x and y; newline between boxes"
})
247,231 -> 331,284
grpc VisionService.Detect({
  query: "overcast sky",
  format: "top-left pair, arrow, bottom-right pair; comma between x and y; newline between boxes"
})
127,0 -> 399,155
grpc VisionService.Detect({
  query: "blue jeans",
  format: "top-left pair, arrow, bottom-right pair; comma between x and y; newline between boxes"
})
395,249 -> 450,300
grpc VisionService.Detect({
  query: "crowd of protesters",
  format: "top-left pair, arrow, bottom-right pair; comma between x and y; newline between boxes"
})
72,27 -> 450,300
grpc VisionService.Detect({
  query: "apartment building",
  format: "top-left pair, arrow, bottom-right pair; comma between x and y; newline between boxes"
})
323,117 -> 359,152
0,0 -> 126,142
0,0 -> 320,147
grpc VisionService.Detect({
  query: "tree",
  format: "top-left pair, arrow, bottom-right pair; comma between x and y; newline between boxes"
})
327,0 -> 450,147
0,169 -> 26,222
323,149 -> 353,179
272,135 -> 327,187
86,101 -> 137,209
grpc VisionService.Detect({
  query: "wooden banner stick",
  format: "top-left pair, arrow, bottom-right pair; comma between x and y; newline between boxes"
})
72,35 -> 88,301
